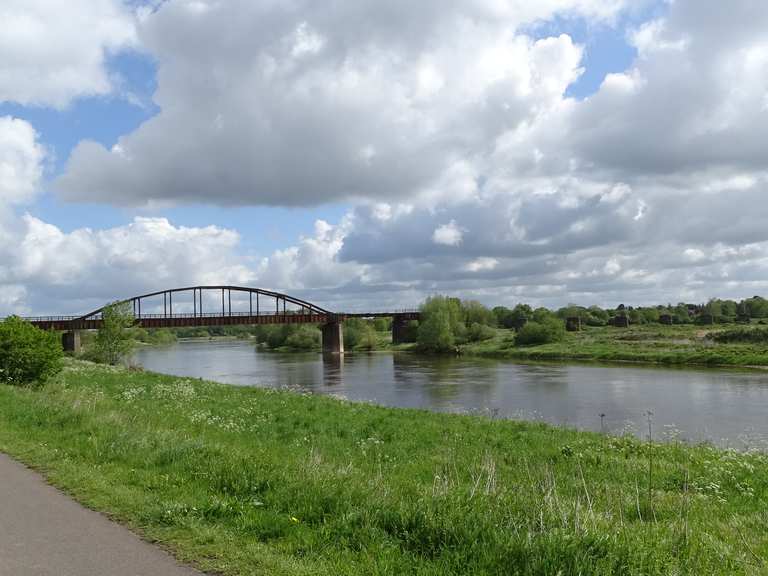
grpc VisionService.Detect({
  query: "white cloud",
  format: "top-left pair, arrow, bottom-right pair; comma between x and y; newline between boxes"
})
465,257 -> 499,272
55,1 -> 602,207
432,221 -> 464,246
0,117 -> 45,205
0,0 -> 137,108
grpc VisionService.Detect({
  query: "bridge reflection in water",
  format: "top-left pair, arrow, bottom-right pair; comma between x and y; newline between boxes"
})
19,286 -> 420,355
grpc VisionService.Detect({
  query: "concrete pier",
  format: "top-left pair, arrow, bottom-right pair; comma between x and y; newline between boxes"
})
61,331 -> 81,354
321,321 -> 344,354
392,315 -> 411,344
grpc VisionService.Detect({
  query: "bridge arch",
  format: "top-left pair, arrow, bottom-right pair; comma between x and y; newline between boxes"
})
75,285 -> 331,322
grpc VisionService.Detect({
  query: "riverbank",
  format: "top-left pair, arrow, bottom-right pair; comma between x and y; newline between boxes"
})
462,324 -> 768,367
1,360 -> 766,574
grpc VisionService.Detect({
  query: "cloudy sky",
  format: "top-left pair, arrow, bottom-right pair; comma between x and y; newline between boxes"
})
1,0 -> 768,315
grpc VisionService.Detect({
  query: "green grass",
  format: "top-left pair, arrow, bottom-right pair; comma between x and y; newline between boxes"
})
463,324 -> 768,367
1,360 -> 768,574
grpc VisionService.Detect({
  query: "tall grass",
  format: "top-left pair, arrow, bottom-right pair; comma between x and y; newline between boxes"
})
0,360 -> 766,574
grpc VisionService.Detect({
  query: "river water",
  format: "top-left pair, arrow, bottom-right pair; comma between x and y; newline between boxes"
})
135,340 -> 768,447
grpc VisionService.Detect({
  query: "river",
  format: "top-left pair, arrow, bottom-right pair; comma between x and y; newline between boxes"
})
134,339 -> 768,447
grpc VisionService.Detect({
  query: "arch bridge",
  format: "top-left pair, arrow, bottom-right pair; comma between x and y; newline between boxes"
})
21,286 -> 420,354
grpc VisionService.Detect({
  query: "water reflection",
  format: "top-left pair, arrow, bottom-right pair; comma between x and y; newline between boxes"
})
135,340 -> 768,447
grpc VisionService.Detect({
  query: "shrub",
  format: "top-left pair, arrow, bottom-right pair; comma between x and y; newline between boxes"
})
417,296 -> 466,352
284,326 -> 321,351
94,302 -> 136,365
707,327 -> 768,344
0,317 -> 63,386
515,318 -> 566,346
466,322 -> 496,342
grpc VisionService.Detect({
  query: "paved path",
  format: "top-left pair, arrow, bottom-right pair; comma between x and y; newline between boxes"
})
0,453 -> 201,576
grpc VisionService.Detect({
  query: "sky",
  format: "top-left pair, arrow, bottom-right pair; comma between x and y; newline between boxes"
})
2,0 -> 768,315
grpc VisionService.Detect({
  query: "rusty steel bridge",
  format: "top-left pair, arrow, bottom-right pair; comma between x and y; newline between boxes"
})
21,286 -> 420,354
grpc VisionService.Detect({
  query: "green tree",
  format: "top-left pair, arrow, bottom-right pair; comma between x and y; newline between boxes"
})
628,309 -> 646,325
0,317 -> 63,386
417,296 -> 465,352
532,307 -> 555,323
515,318 -> 565,346
466,322 -> 496,342
344,318 -> 378,350
95,302 -> 136,365
462,300 -> 495,327
492,306 -> 513,328
417,308 -> 455,352
744,296 -> 768,318
673,303 -> 692,324
586,306 -> 609,326
284,326 -> 321,351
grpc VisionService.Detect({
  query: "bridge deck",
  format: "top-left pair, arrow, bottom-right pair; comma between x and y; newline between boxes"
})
23,311 -> 421,331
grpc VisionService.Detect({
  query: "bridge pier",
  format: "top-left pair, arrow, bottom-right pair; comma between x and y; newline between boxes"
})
61,331 -> 81,354
321,321 -> 344,355
392,315 -> 412,345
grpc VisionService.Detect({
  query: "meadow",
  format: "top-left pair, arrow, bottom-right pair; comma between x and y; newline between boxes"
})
464,324 -> 768,367
1,359 -> 767,575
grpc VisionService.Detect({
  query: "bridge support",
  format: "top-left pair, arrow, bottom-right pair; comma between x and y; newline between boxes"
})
392,315 -> 412,344
61,330 -> 81,354
321,321 -> 344,355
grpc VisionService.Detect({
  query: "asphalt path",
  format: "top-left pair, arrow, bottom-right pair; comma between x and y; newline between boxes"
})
0,453 -> 201,576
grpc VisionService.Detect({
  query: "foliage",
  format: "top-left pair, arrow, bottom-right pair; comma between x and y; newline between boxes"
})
531,307 -> 555,324
462,300 -> 495,327
133,328 -> 178,345
586,306 -> 609,326
707,327 -> 768,344
283,326 -> 321,351
514,318 -> 566,346
466,322 -> 496,342
0,317 -> 63,386
255,325 -> 320,351
94,302 -> 136,365
344,318 -> 378,350
417,296 -> 465,352
1,360 -> 768,575
743,295 -> 768,318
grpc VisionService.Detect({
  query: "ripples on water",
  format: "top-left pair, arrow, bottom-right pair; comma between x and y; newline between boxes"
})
135,340 -> 768,448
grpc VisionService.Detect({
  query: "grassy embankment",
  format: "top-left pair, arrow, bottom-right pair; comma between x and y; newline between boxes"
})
463,324 -> 768,367
2,359 -> 768,575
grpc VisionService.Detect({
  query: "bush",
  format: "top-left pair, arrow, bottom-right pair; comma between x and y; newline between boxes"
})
707,327 -> 768,344
284,326 -> 321,351
466,322 -> 495,342
417,296 -> 465,352
94,302 -> 135,365
515,318 -> 566,346
0,317 -> 63,386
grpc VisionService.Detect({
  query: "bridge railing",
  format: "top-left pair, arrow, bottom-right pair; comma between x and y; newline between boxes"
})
20,311 -> 326,322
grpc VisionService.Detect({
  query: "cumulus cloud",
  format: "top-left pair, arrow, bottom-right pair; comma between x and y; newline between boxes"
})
433,221 -> 464,247
54,0 -> 624,206
0,117 -> 45,206
0,0 -> 137,108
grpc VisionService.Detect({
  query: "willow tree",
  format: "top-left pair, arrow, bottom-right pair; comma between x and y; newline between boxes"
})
95,302 -> 135,365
